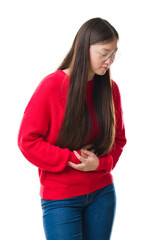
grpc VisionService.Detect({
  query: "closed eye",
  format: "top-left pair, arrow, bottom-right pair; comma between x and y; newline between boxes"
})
101,53 -> 108,57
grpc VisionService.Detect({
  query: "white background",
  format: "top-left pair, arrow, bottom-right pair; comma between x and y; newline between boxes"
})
0,0 -> 144,239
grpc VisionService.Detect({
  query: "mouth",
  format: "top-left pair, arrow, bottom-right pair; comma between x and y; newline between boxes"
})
101,66 -> 108,71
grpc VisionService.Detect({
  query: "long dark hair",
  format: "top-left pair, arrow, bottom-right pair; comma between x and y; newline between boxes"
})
57,18 -> 119,157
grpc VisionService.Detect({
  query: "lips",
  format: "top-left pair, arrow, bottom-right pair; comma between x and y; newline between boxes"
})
102,66 -> 109,71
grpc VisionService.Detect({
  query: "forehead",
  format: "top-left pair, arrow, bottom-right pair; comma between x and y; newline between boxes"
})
90,38 -> 118,51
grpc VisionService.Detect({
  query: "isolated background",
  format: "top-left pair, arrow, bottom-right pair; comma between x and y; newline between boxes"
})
0,0 -> 143,239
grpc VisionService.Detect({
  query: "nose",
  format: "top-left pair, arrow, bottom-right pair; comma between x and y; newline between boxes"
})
105,56 -> 113,65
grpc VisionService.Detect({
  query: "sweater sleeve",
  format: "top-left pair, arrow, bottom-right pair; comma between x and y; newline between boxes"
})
95,80 -> 127,173
18,76 -> 80,172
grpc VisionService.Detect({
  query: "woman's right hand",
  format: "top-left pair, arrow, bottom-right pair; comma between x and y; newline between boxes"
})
68,148 -> 99,172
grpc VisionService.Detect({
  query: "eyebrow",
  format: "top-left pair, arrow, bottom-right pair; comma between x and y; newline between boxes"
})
101,47 -> 118,52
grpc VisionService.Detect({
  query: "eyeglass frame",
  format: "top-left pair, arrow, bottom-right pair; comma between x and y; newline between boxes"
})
90,47 -> 120,62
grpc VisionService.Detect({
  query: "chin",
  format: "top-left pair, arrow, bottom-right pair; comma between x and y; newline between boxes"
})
95,70 -> 108,76
95,71 -> 107,76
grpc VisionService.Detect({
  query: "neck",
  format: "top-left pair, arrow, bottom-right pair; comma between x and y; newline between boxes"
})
62,68 -> 71,77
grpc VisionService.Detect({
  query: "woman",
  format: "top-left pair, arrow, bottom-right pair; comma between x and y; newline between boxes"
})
18,18 -> 127,240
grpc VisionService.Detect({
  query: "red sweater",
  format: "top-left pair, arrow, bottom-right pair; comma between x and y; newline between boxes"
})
18,70 -> 126,200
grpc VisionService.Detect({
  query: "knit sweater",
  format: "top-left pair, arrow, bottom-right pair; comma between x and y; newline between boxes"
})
18,70 -> 127,200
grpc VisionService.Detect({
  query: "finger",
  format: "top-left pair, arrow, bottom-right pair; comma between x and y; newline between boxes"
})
74,150 -> 82,161
80,152 -> 88,158
67,161 -> 84,171
90,149 -> 95,153
81,149 -> 94,157
74,150 -> 88,165
83,148 -> 95,154
83,144 -> 93,149
67,161 -> 77,168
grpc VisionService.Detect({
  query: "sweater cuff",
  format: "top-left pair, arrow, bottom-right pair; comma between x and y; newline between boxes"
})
96,154 -> 113,172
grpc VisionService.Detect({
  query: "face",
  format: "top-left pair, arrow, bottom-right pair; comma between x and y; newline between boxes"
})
88,38 -> 118,80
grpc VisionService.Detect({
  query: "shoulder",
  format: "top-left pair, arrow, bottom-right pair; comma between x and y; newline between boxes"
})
29,70 -> 69,103
111,80 -> 123,115
24,70 -> 68,112
36,70 -> 68,94
111,80 -> 121,100
111,80 -> 120,93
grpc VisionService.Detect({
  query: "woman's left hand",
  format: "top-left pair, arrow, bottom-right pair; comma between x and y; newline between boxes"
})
68,149 -> 99,172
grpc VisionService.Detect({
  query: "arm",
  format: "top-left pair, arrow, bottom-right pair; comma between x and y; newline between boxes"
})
68,81 -> 127,173
18,77 -> 80,172
95,80 -> 127,172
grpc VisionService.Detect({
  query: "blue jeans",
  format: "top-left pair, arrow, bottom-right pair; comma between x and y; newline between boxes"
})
41,183 -> 116,240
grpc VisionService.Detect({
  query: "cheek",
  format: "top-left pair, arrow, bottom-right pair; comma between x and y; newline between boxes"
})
90,56 -> 101,70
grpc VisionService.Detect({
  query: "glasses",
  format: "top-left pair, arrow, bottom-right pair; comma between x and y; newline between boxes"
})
95,50 -> 120,62
90,44 -> 121,62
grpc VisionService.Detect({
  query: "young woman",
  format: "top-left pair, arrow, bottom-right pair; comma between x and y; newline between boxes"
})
18,18 -> 127,240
